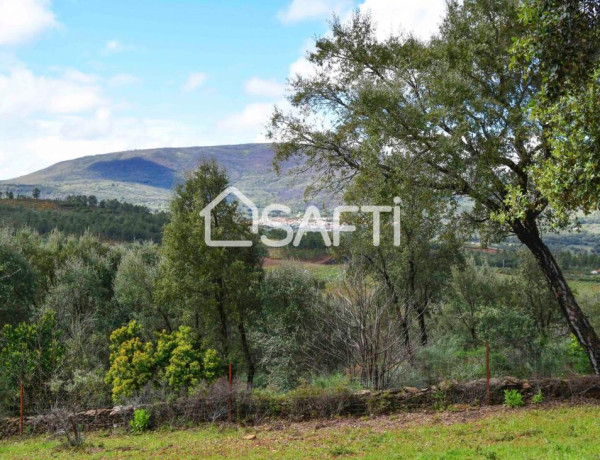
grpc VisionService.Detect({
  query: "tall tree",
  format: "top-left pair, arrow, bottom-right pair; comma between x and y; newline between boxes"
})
341,177 -> 461,351
159,159 -> 263,385
269,0 -> 600,372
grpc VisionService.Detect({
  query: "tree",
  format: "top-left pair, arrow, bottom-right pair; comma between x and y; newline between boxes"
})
158,159 -> 263,385
252,264 -> 325,389
0,311 -> 64,412
32,188 -> 41,200
341,176 -> 462,351
114,244 -> 174,332
269,1 -> 600,373
7,191 -> 14,200
318,274 -> 408,390
514,0 -> 600,215
0,241 -> 37,327
445,258 -> 503,345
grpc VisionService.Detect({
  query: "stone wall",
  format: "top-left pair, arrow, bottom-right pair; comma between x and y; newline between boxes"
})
1,376 -> 599,439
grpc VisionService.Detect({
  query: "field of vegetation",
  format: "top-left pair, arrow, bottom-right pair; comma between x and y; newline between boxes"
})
2,404 -> 599,459
1,0 -> 599,457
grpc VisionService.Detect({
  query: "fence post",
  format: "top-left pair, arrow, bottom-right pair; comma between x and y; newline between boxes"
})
485,341 -> 490,405
228,363 -> 233,422
19,382 -> 24,435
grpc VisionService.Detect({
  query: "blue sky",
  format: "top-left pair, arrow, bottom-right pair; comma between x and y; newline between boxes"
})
0,0 -> 445,179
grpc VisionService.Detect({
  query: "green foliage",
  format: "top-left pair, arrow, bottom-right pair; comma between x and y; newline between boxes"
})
252,264 -> 324,390
514,0 -> 600,216
161,327 -> 204,393
0,241 -> 36,326
106,321 -> 222,401
433,389 -> 448,411
105,321 -> 155,403
532,389 -> 544,404
0,196 -> 168,243
202,349 -> 222,382
515,0 -> 598,97
504,389 -> 525,408
130,408 -> 151,434
0,311 -> 64,405
156,327 -> 222,392
61,368 -> 111,409
308,373 -> 361,391
567,334 -> 594,374
113,244 -> 172,332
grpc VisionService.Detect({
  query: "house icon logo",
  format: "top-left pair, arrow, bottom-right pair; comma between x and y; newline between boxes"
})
199,186 -> 259,247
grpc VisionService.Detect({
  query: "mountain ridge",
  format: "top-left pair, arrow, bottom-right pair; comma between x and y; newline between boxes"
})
1,143 -> 325,211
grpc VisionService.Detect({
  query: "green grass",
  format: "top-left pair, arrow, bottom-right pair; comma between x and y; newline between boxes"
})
2,405 -> 599,459
569,278 -> 600,297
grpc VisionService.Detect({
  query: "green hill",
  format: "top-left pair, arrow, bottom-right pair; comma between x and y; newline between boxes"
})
0,196 -> 169,242
0,144 -> 325,211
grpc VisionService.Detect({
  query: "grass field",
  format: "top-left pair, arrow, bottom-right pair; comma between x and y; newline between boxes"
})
2,403 -> 599,459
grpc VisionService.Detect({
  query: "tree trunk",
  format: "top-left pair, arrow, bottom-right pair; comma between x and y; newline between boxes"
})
513,215 -> 600,374
238,321 -> 255,387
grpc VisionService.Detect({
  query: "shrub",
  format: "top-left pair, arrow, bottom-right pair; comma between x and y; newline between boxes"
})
105,321 -> 155,403
162,327 -> 203,392
433,388 -> 447,411
202,348 -> 222,382
532,389 -> 544,404
130,408 -> 151,433
504,389 -> 524,408
567,334 -> 593,374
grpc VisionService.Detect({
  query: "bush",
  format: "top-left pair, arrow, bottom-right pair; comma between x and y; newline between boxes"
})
130,408 -> 151,433
567,334 -> 593,374
532,389 -> 544,404
504,389 -> 524,408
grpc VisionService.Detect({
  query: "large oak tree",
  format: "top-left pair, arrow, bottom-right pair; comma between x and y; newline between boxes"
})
269,0 -> 600,372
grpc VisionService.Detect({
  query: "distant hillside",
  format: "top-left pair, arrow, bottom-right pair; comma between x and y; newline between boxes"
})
0,144 -> 328,211
0,196 -> 169,242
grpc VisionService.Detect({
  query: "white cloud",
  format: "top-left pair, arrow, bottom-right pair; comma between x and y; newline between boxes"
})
244,77 -> 286,99
218,102 -> 275,132
289,56 -> 316,79
357,0 -> 446,41
0,0 -> 58,46
0,110 -> 209,179
288,39 -> 319,79
216,101 -> 284,143
102,39 -> 140,55
0,66 -> 103,116
278,0 -> 352,23
108,73 -> 141,87
181,72 -> 207,92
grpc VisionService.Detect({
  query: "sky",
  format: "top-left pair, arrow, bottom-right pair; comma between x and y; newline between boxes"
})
0,0 -> 446,180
